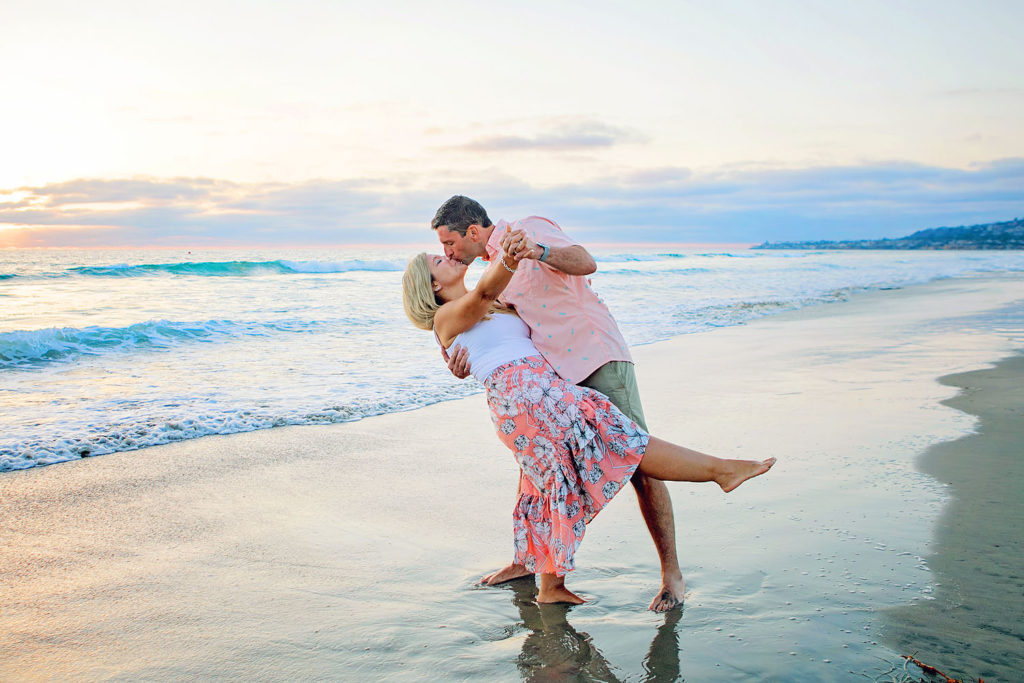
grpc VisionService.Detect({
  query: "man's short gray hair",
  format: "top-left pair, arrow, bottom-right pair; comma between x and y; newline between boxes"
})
431,195 -> 492,236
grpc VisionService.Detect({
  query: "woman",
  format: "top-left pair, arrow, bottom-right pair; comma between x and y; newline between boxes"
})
402,243 -> 774,605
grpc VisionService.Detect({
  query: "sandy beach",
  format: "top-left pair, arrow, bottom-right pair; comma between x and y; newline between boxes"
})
885,354 -> 1024,681
2,273 -> 1023,682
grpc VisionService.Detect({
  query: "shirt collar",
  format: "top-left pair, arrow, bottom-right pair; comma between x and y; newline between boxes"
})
484,219 -> 510,260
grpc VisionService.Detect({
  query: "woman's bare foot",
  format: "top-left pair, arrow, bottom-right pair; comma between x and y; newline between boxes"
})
718,457 -> 776,493
538,573 -> 586,605
537,584 -> 586,605
480,563 -> 534,586
649,573 -> 686,612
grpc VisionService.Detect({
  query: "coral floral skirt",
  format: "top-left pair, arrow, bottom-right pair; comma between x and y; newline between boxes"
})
483,355 -> 649,576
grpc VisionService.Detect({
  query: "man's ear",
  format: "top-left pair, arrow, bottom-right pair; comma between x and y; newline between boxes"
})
466,224 -> 481,242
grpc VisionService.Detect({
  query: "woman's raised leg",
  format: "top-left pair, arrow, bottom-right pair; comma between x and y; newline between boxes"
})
638,437 -> 775,493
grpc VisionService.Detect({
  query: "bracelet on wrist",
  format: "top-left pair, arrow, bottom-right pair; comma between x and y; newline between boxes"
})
500,256 -> 518,273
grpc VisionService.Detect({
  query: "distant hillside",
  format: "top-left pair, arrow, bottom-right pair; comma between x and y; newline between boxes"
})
754,218 -> 1024,250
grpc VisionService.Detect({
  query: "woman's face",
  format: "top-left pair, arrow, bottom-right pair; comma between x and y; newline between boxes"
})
427,253 -> 467,291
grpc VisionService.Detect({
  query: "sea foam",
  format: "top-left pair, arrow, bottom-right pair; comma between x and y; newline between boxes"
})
2,246 -> 1024,473
43,258 -> 408,278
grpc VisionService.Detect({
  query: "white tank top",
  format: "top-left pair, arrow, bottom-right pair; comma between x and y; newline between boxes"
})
447,313 -> 540,382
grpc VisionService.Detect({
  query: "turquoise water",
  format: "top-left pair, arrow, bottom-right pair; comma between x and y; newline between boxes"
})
2,246 -> 1023,471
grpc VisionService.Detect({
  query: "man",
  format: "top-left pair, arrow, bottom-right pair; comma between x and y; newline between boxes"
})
431,195 -> 686,612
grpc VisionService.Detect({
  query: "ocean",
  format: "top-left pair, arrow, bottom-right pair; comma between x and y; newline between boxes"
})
3,246 -> 1023,473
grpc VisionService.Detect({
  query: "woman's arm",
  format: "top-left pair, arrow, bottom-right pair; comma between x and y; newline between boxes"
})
434,231 -> 517,347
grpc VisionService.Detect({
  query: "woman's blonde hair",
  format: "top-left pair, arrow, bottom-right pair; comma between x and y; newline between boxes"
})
402,253 -> 440,330
401,252 -> 513,331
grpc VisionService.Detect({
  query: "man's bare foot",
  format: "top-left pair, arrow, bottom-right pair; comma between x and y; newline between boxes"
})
480,563 -> 534,586
718,457 -> 776,493
648,573 -> 686,612
537,584 -> 586,605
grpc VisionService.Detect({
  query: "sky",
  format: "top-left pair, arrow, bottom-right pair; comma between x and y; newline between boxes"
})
1,0 -> 1023,247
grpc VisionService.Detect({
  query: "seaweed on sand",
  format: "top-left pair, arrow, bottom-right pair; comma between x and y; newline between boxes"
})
861,653 -> 984,683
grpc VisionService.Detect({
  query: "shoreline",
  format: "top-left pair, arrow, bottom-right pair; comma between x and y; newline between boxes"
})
884,354 -> 1024,681
2,273 -> 1023,680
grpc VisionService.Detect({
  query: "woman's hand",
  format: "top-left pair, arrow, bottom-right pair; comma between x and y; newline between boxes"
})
500,227 -> 535,262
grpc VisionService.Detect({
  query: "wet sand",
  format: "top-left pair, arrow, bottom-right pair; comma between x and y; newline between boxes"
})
2,273 -> 1023,681
885,354 -> 1024,682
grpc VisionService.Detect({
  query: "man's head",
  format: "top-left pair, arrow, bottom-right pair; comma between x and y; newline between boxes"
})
431,195 -> 493,265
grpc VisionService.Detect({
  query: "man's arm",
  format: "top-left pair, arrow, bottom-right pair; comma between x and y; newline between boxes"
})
501,228 -> 596,276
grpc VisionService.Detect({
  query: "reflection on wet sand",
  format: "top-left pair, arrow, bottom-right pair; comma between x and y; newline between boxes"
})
506,580 -> 683,682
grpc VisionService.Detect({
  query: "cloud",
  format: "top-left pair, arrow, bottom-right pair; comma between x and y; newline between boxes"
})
453,119 -> 646,152
12,177 -> 229,205
941,87 -> 1024,98
2,159 -> 1022,247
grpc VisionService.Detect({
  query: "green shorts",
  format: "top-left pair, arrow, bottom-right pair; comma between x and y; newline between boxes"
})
578,361 -> 648,432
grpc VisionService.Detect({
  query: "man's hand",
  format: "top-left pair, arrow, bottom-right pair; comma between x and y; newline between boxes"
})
499,227 -> 596,275
441,343 -> 472,380
500,228 -> 538,261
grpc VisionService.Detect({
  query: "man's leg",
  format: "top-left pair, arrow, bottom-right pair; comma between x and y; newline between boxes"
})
579,361 -> 686,612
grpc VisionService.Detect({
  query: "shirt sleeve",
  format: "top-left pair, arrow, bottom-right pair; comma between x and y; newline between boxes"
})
513,216 -> 578,249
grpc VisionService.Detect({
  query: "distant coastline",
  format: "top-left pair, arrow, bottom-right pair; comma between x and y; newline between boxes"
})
754,218 -> 1024,250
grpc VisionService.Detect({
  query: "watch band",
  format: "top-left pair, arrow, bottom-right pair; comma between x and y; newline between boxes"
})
538,243 -> 550,262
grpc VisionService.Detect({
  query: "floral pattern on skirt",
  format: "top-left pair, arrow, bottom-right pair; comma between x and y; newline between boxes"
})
484,355 -> 649,576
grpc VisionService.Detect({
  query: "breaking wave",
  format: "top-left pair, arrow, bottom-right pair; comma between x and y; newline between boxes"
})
61,259 -> 406,278
0,318 -> 327,368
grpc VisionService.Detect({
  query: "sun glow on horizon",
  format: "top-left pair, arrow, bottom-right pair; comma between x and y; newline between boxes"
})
1,1 -> 1022,246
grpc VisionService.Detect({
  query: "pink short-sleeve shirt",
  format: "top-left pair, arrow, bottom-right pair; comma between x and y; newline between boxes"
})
486,216 -> 632,384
